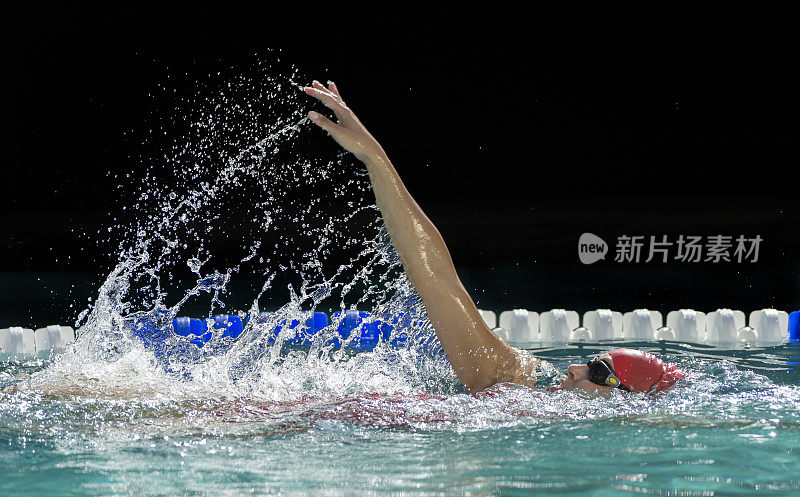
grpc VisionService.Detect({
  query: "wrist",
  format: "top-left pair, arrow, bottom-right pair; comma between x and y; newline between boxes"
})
358,147 -> 388,167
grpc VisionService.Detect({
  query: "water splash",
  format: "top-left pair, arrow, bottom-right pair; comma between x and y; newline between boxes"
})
29,58 -> 450,402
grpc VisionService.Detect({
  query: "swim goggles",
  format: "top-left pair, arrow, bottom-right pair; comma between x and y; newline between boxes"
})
587,357 -> 630,391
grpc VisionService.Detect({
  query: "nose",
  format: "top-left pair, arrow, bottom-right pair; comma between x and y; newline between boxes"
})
567,363 -> 588,382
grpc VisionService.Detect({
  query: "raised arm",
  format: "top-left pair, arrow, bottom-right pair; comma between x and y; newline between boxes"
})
304,81 -> 535,393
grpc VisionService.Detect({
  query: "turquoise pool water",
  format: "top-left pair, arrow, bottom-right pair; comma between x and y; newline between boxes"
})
3,343 -> 799,496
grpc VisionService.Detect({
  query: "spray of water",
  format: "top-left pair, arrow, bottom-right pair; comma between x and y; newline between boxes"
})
29,57 -> 459,403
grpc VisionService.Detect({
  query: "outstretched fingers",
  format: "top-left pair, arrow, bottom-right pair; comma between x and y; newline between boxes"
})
327,81 -> 342,99
308,110 -> 349,142
303,85 -> 333,106
308,80 -> 341,105
311,80 -> 342,100
311,80 -> 329,94
308,109 -> 335,131
304,81 -> 354,126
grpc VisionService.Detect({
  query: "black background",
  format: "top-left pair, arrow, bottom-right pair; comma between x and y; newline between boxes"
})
3,6 -> 799,328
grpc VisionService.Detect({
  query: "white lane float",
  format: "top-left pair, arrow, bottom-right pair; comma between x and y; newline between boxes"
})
539,309 -> 580,343
498,309 -> 539,343
1,325 -> 75,360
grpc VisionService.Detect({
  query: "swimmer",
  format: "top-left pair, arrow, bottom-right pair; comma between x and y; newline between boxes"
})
304,80 -> 682,395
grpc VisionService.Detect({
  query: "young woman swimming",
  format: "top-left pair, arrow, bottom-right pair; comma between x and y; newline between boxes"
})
304,81 -> 682,395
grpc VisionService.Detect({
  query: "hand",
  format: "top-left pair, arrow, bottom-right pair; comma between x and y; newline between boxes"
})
303,81 -> 384,162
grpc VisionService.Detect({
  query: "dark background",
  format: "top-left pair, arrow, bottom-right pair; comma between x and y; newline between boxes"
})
3,6 -> 799,328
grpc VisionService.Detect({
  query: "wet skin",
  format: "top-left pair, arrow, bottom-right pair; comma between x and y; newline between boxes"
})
552,353 -> 617,393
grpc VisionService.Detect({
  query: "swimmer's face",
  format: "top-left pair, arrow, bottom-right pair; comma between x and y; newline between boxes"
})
558,353 -> 616,393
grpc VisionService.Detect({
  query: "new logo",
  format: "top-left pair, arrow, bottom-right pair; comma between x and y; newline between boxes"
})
578,233 -> 608,264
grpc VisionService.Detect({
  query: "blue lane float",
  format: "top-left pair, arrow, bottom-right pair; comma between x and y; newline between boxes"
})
170,315 -> 246,348
330,310 -> 426,351
331,310 -> 379,350
172,317 -> 211,348
173,317 -> 204,338
378,312 -> 417,348
210,314 -> 244,340
264,312 -> 328,345
789,310 -> 800,371
789,310 -> 800,342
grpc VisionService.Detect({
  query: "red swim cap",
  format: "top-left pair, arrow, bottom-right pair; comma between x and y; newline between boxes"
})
608,348 -> 683,394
